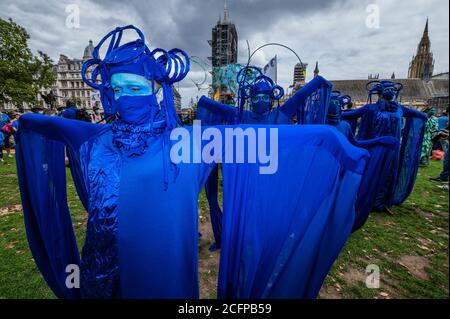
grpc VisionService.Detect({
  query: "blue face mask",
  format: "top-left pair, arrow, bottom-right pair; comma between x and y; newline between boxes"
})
381,87 -> 396,101
113,94 -> 159,124
251,94 -> 272,115
111,73 -> 159,124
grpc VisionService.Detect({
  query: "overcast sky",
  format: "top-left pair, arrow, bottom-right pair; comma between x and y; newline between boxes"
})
1,0 -> 448,107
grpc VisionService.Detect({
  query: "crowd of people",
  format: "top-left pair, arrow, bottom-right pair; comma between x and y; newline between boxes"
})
0,101 -> 109,162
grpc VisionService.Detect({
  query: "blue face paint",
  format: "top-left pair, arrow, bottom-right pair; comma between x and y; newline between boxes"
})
111,73 -> 159,124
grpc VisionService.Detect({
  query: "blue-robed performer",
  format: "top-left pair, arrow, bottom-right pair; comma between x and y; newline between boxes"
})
15,25 -> 217,299
197,67 -> 333,251
341,81 -> 427,214
326,92 -> 399,231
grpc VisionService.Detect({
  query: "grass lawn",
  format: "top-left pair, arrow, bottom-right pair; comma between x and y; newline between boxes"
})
0,154 -> 448,299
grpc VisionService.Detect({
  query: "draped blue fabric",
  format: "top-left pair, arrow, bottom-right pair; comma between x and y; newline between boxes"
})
217,125 -> 369,299
342,102 -> 426,210
326,95 -> 399,231
349,136 -> 399,231
197,76 -> 333,250
15,122 -> 82,299
16,114 -> 104,298
16,114 -> 215,298
294,76 -> 332,125
392,114 -> 426,205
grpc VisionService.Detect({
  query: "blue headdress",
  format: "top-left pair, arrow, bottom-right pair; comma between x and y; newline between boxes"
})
236,66 -> 284,117
366,80 -> 403,104
81,25 -> 189,129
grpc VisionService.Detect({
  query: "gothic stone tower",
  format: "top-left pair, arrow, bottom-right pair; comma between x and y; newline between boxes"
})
408,18 -> 434,81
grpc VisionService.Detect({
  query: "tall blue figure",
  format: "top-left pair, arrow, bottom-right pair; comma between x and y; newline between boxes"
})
326,91 -> 399,231
197,68 -> 332,250
341,81 -> 426,213
15,25 -> 218,299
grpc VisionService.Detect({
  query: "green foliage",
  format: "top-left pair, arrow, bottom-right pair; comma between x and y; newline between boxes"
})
0,18 -> 55,107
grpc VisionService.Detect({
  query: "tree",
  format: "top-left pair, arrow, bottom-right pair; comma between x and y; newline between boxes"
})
0,18 -> 55,107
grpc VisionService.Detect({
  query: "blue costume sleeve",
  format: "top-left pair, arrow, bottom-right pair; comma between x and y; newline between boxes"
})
196,96 -> 238,251
196,96 -> 239,125
15,114 -> 103,298
218,125 -> 369,299
282,76 -> 332,124
391,107 -> 427,205
341,104 -> 372,135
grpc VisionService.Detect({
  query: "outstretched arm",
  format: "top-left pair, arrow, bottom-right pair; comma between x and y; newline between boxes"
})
19,113 -> 104,150
401,105 -> 427,122
279,75 -> 333,118
196,96 -> 239,125
341,104 -> 371,120
16,113 -> 105,299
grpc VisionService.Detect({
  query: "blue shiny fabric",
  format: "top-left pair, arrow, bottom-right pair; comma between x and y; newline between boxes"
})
342,100 -> 426,210
217,125 -> 369,298
16,113 -> 214,298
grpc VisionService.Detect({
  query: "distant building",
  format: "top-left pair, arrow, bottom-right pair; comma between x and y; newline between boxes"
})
331,19 -> 447,113
330,77 -> 448,113
313,61 -> 319,78
3,39 -> 181,113
208,1 -> 238,103
38,43 -> 97,110
293,62 -> 308,90
209,1 -> 238,68
408,19 -> 434,81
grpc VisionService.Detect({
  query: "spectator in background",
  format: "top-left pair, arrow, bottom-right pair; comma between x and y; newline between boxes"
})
76,107 -> 92,122
11,112 -> 20,144
31,106 -> 44,114
431,144 -> 449,183
0,110 -> 12,158
91,106 -> 104,123
0,126 -> 4,162
62,100 -> 79,119
420,107 -> 439,166
438,111 -> 449,131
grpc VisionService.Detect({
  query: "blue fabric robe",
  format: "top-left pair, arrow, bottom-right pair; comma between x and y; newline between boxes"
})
197,76 -> 333,250
16,114 -> 213,298
341,101 -> 426,210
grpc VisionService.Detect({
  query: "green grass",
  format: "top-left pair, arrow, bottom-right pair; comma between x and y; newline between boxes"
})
0,155 -> 448,299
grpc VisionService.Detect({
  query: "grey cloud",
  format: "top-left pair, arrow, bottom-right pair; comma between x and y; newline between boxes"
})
0,0 -> 448,107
